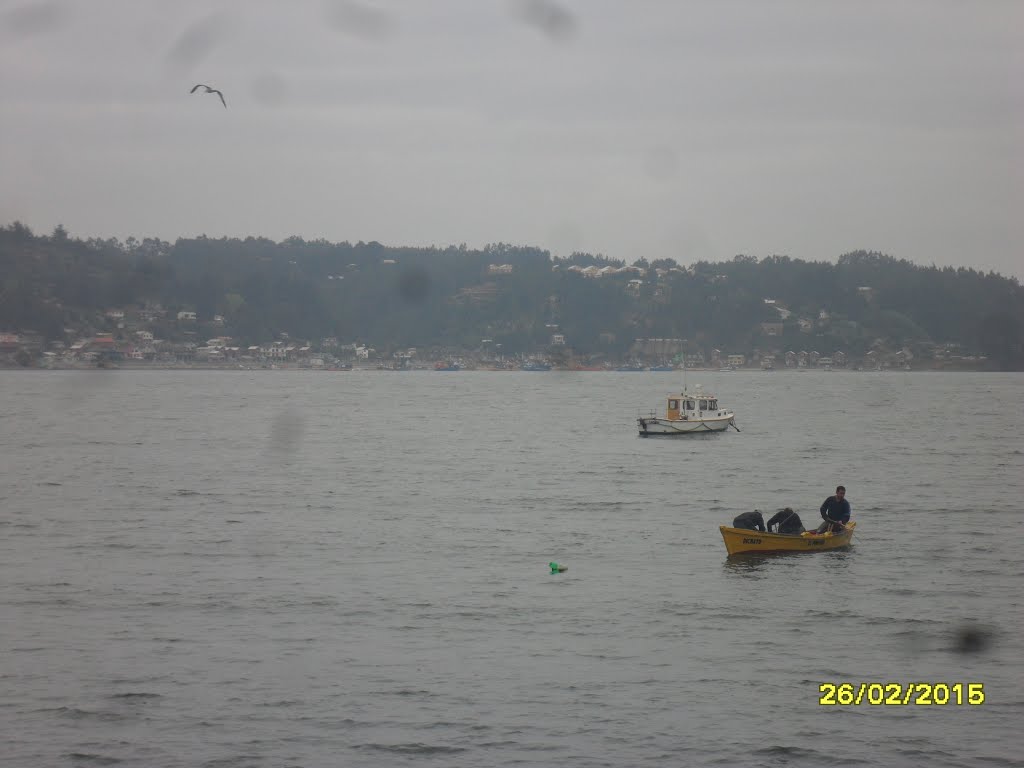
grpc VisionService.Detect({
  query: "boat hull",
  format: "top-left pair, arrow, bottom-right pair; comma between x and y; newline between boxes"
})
719,522 -> 856,555
638,416 -> 734,435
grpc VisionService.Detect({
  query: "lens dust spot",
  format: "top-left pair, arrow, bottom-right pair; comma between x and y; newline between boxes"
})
951,622 -> 994,655
512,0 -> 576,42
165,13 -> 229,72
3,1 -> 66,39
644,145 -> 679,181
251,72 -> 289,106
325,1 -> 394,40
397,267 -> 431,304
268,408 -> 305,456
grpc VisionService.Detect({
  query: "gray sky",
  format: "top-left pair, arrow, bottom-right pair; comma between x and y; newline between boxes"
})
2,0 -> 1021,277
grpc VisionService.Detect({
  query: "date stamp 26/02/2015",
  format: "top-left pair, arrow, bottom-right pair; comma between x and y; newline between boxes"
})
819,682 -> 985,706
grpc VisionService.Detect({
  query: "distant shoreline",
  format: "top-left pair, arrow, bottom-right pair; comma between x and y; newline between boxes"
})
0,363 -> 998,373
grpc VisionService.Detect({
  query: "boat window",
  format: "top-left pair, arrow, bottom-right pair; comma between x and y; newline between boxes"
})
684,400 -> 694,410
668,399 -> 678,410
699,400 -> 708,410
709,399 -> 717,410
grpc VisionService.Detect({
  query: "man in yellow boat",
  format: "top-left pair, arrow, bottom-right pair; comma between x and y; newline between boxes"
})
732,509 -> 766,532
816,485 -> 851,533
766,507 -> 805,535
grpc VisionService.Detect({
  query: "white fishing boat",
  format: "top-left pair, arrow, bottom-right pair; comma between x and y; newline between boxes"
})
638,386 -> 738,436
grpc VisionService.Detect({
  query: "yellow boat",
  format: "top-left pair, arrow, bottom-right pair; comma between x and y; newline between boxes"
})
719,522 -> 856,555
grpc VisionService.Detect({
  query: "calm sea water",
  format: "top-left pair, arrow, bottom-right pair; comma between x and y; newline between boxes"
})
2,369 -> 1022,768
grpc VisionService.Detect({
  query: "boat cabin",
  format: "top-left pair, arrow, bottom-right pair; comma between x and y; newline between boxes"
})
666,391 -> 723,420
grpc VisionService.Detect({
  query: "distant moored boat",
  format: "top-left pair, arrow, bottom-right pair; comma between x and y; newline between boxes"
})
638,385 -> 738,436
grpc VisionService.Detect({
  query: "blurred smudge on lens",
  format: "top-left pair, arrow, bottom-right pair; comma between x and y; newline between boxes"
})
512,0 -> 576,42
324,0 -> 394,40
952,622 -> 994,654
250,72 -> 289,106
397,267 -> 431,304
56,370 -> 117,409
268,408 -> 305,456
165,13 -> 229,71
546,220 -> 584,259
3,1 -> 66,38
644,145 -> 679,181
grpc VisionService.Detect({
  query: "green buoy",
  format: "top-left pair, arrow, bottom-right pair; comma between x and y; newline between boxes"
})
549,562 -> 568,573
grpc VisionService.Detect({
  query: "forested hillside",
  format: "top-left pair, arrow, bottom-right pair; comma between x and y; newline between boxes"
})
1,222 -> 1022,369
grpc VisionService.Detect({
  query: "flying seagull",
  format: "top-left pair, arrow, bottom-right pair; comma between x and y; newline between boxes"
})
190,83 -> 226,108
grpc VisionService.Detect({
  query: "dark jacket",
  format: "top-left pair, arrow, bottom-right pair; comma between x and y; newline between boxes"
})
820,495 -> 851,524
766,508 -> 804,534
733,510 -> 766,532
